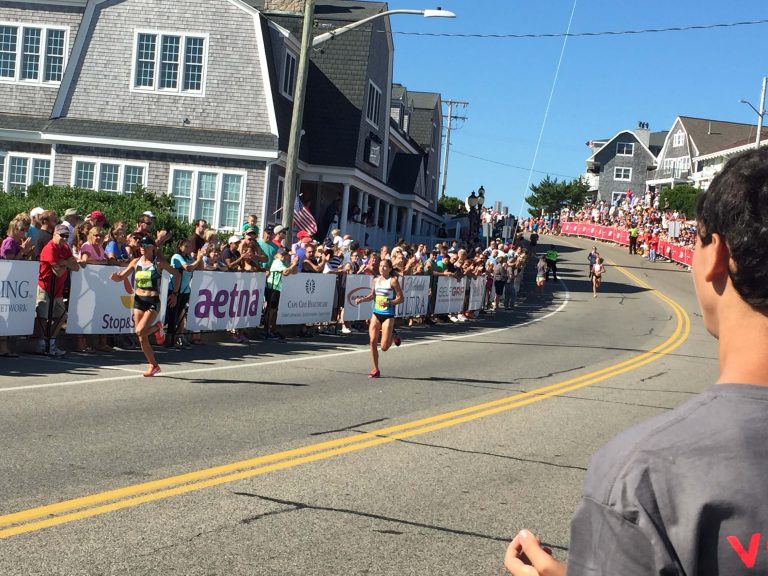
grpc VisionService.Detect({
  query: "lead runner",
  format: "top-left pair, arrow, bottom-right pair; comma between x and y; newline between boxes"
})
355,258 -> 404,378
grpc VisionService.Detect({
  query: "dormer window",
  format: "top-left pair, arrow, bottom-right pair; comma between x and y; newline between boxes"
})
133,31 -> 207,95
673,130 -> 685,147
281,48 -> 296,99
366,80 -> 382,128
616,142 -> 634,156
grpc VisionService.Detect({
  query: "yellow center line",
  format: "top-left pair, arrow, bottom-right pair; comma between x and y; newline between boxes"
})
0,260 -> 691,539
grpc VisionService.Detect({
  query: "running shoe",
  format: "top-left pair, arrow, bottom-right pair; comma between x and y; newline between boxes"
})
368,369 -> 381,379
457,314 -> 467,322
143,364 -> 161,377
392,332 -> 401,347
154,322 -> 165,345
47,342 -> 67,357
341,326 -> 352,334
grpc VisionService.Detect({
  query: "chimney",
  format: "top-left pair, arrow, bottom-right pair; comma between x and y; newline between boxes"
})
636,121 -> 650,147
262,0 -> 306,13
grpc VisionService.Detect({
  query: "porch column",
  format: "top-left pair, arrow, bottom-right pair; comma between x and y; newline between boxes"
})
340,183 -> 350,228
405,207 -> 414,238
356,189 -> 364,222
415,211 -> 423,237
373,197 -> 381,229
390,205 -> 398,234
383,201 -> 390,233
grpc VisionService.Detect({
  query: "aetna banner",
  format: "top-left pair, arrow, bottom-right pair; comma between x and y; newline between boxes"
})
187,271 -> 265,331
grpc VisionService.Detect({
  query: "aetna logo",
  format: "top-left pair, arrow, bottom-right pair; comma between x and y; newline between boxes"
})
193,284 -> 261,319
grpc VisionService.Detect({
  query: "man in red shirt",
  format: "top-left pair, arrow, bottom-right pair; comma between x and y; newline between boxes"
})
649,231 -> 660,263
36,224 -> 80,356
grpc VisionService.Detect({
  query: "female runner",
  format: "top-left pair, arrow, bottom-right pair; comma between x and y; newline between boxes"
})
111,236 -> 180,377
355,258 -> 404,378
592,256 -> 606,298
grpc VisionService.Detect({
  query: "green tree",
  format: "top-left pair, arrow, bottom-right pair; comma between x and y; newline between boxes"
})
658,184 -> 702,218
526,176 -> 590,217
437,195 -> 465,215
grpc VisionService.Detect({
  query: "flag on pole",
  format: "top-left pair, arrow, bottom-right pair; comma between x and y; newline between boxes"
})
294,197 -> 317,234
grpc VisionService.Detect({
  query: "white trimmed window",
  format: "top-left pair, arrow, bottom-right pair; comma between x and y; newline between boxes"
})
611,191 -> 626,205
280,49 -> 296,99
366,80 -> 382,128
0,24 -> 67,84
614,167 -> 632,181
72,159 -> 146,193
616,142 -> 634,156
1,153 -> 51,191
133,31 -> 207,94
673,130 -> 685,147
169,167 -> 245,230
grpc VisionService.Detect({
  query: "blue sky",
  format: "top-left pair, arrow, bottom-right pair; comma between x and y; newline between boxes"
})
386,0 -> 768,216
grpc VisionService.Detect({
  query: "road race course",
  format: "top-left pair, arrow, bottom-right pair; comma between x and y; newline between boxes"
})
0,236 -> 718,575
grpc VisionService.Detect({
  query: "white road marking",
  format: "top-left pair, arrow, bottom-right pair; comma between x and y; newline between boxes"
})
1,284 -> 570,394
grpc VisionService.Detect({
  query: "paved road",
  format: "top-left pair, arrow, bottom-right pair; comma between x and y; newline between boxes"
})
0,237 -> 718,575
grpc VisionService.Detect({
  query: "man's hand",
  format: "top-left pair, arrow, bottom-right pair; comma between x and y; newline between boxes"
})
504,530 -> 565,576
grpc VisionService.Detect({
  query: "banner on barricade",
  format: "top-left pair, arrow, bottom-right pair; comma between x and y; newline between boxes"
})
434,276 -> 467,315
342,274 -> 374,322
68,265 -> 169,334
467,276 -> 485,311
0,260 -> 38,336
277,273 -> 337,325
187,271 -> 265,331
396,275 -> 430,318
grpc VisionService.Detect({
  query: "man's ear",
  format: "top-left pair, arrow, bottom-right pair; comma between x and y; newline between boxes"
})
705,233 -> 731,283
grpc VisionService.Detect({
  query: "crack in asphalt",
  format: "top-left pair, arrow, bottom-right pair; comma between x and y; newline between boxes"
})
517,365 -> 586,381
592,384 -> 698,395
639,371 -> 668,383
310,418 -> 389,436
233,492 -> 569,552
353,434 -> 588,472
554,394 -> 672,411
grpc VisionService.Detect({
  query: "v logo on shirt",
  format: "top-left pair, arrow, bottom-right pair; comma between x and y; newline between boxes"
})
726,533 -> 762,568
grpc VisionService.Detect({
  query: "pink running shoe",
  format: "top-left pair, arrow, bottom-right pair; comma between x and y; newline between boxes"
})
143,364 -> 161,377
368,369 -> 381,379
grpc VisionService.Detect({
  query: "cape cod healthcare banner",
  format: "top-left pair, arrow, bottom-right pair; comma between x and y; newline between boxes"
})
277,273 -> 337,325
433,276 -> 467,315
342,274 -> 374,322
467,276 -> 486,311
395,275 -> 430,318
187,271 -> 265,331
0,260 -> 38,336
68,266 -> 169,334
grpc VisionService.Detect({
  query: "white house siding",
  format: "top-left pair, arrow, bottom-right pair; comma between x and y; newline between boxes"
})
53,145 -> 267,226
0,4 -> 83,117
61,0 -> 273,135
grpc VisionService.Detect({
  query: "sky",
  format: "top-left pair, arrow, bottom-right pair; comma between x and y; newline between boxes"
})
385,0 -> 768,216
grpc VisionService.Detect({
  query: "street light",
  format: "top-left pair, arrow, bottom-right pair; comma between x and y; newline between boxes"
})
466,190 -> 478,209
477,185 -> 485,207
312,8 -> 456,47
280,3 -> 457,233
739,76 -> 767,150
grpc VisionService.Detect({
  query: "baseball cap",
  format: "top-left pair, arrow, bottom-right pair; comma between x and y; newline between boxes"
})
54,224 -> 69,236
142,211 -> 156,218
227,235 -> 241,244
273,224 -> 286,234
297,230 -> 311,239
30,207 -> 44,218
89,210 -> 107,222
64,208 -> 81,218
265,224 -> 275,233
139,236 -> 156,246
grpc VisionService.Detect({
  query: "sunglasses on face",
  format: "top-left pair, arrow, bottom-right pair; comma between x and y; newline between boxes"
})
59,234 -> 70,240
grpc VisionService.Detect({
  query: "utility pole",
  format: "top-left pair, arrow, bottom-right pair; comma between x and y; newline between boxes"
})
755,76 -> 766,150
281,0 -> 315,233
440,99 -> 468,199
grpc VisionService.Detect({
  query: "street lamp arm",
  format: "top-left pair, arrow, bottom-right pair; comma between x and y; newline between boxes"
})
312,8 -> 456,47
740,99 -> 762,117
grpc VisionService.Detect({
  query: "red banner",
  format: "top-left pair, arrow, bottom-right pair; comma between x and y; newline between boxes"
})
560,223 -> 693,266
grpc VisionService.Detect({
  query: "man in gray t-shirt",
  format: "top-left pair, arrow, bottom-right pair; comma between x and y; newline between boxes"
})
505,148 -> 768,575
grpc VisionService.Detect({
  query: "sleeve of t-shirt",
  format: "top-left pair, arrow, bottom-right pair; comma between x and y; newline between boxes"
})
105,240 -> 118,257
170,254 -> 184,270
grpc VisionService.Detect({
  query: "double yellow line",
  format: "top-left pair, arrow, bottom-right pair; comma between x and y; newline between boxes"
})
0,263 -> 690,539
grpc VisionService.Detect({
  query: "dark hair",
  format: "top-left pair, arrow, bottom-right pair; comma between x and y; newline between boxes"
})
697,148 -> 768,309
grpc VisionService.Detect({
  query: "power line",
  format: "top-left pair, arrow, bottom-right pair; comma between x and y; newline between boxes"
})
392,18 -> 768,40
453,150 -> 577,180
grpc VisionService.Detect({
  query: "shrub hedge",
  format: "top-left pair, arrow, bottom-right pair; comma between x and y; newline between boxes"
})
1,183 -> 195,259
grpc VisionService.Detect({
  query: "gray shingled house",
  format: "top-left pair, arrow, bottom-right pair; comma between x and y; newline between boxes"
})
0,0 -> 443,245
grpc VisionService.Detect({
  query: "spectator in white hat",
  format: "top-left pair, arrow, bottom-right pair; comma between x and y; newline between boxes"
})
28,206 -> 45,245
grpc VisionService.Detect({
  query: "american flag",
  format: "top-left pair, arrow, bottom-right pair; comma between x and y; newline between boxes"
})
294,197 -> 317,234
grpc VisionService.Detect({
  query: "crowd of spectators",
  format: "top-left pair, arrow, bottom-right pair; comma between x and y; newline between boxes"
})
0,206 -> 534,357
